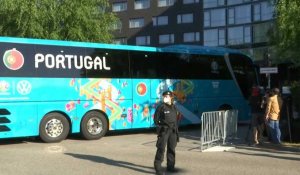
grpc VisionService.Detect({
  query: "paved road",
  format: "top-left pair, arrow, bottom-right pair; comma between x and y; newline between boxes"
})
0,126 -> 299,175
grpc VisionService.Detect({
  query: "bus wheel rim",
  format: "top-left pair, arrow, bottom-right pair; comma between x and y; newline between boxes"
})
87,117 -> 103,135
45,119 -> 64,138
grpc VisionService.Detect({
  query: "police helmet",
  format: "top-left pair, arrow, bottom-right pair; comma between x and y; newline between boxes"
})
162,90 -> 173,96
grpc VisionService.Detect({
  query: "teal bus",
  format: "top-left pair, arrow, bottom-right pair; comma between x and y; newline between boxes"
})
0,37 -> 258,142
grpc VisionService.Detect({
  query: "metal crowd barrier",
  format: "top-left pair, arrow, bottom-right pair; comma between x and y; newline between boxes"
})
200,110 -> 238,151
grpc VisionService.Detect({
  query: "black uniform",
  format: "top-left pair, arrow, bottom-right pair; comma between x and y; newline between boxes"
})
154,102 -> 179,174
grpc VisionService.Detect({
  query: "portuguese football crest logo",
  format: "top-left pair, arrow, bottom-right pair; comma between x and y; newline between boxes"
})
3,48 -> 24,70
136,82 -> 147,96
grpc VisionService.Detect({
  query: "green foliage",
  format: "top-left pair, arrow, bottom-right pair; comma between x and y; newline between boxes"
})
271,0 -> 300,67
0,0 -> 117,43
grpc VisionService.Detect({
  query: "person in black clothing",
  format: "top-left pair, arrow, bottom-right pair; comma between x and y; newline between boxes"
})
154,90 -> 180,175
248,89 -> 269,146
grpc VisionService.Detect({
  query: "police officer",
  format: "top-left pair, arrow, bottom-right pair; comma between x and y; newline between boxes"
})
154,90 -> 179,175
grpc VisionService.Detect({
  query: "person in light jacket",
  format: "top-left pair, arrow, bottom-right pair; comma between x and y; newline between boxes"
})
265,88 -> 283,144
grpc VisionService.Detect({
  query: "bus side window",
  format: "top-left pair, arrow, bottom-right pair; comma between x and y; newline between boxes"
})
189,55 -> 231,80
130,51 -> 158,78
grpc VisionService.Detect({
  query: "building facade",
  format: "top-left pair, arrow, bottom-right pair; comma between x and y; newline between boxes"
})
109,0 -> 275,62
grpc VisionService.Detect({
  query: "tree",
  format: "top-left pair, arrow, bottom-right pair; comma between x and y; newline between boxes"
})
271,0 -> 300,67
0,0 -> 117,43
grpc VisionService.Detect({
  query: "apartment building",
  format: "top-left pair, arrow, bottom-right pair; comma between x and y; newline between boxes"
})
109,0 -> 275,61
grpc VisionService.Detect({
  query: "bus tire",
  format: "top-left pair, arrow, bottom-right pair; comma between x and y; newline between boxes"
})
39,112 -> 70,143
81,111 -> 108,140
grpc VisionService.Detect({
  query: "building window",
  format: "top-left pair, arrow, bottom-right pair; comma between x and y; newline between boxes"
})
113,38 -> 127,45
253,22 -> 273,43
228,26 -> 251,45
228,8 -> 235,25
204,29 -> 225,46
218,29 -> 225,46
183,0 -> 199,4
134,0 -> 150,10
177,13 -> 193,24
159,34 -> 175,44
183,32 -> 200,42
227,0 -> 251,6
158,0 -> 175,7
129,18 -> 144,28
252,47 -> 269,61
112,2 -> 127,12
203,0 -> 224,8
112,21 -> 122,31
254,2 -> 274,21
153,16 -> 169,26
204,11 -> 210,27
253,4 -> 261,21
244,26 -> 251,43
204,9 -> 225,27
136,36 -> 151,45
227,5 -> 251,25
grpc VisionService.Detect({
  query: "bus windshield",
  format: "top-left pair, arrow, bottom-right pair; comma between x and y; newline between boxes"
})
228,53 -> 258,100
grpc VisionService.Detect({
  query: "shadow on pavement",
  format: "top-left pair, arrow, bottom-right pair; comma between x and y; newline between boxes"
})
65,153 -> 154,174
230,149 -> 300,162
163,167 -> 188,175
227,134 -> 300,161
0,137 -> 42,145
235,142 -> 300,154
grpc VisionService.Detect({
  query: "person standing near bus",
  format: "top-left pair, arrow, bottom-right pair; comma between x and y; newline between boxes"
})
265,88 -> 283,144
154,90 -> 180,175
251,89 -> 270,146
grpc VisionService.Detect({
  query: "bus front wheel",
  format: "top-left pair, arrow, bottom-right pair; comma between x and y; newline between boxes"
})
81,111 -> 108,140
39,112 -> 70,143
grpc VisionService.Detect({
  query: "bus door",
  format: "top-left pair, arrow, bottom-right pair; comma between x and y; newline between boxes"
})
105,79 -> 133,130
132,79 -> 152,129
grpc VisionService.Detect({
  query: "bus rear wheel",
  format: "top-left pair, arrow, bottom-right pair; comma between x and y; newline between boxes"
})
81,111 -> 108,140
39,112 -> 70,143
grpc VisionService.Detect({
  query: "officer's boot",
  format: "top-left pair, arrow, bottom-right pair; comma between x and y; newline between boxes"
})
154,162 -> 163,175
167,166 -> 177,173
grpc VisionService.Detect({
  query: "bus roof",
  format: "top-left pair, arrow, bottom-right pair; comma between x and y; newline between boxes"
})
159,45 -> 243,56
0,36 -> 244,56
0,36 -> 157,52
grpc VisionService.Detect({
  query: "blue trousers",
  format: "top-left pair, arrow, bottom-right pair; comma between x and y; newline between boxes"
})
267,120 -> 281,144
